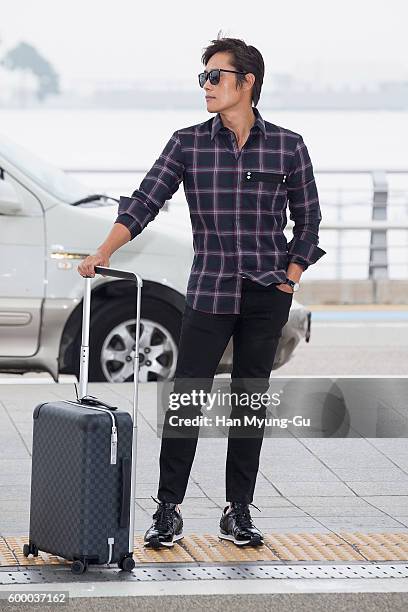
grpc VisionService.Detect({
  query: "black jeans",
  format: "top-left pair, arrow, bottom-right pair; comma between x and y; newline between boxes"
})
157,277 -> 293,505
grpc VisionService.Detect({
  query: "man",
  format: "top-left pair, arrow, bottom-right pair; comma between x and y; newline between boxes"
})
78,35 -> 326,548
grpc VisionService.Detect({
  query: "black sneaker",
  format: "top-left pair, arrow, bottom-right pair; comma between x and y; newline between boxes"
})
143,496 -> 184,548
219,501 -> 264,546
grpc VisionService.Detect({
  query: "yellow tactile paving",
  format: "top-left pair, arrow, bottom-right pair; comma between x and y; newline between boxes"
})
3,533 -> 408,567
339,532 -> 408,562
4,537 -> 67,566
179,533 -> 280,563
265,533 -> 364,561
339,531 -> 408,546
133,535 -> 195,563
0,537 -> 18,566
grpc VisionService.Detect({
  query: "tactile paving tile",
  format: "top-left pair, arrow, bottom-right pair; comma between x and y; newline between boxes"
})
339,532 -> 408,561
3,533 -> 408,567
265,533 -> 365,561
133,535 -> 195,563
4,537 -> 67,566
0,537 -> 19,567
179,533 -> 280,563
2,536 -> 193,567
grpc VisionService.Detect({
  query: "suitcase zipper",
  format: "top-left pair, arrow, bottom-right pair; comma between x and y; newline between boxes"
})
62,400 -> 118,465
110,426 -> 118,465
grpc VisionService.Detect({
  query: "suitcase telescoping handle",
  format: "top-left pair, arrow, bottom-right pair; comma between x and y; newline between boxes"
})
80,265 -> 143,556
79,266 -> 143,399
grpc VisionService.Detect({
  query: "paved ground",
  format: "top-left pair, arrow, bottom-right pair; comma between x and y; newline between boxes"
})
1,378 -> 408,537
279,306 -> 408,375
2,305 -> 408,385
1,309 -> 408,609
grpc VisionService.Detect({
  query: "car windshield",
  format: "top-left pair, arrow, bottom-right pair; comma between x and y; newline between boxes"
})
0,133 -> 90,203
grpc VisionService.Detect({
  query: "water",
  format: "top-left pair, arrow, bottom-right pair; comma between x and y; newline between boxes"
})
0,108 -> 407,170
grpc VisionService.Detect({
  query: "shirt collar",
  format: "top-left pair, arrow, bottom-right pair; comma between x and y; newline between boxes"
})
210,106 -> 267,141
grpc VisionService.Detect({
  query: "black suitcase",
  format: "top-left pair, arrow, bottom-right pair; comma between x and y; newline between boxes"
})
23,266 -> 143,574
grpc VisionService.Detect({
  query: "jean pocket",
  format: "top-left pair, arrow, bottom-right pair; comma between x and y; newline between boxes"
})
273,284 -> 293,297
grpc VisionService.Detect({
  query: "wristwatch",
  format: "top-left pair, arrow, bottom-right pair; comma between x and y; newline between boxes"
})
283,277 -> 300,292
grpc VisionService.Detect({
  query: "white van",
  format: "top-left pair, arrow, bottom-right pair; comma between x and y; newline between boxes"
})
0,134 -> 311,383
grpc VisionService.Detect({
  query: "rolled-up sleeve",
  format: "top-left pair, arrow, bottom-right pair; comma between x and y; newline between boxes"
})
285,135 -> 326,270
114,130 -> 185,240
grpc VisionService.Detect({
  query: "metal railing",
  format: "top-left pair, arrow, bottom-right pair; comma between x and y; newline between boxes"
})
65,168 -> 408,281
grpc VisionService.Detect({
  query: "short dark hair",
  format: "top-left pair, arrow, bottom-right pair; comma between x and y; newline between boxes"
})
201,32 -> 265,106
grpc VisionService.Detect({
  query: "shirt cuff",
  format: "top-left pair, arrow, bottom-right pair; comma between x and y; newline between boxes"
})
114,213 -> 143,240
287,237 -> 327,270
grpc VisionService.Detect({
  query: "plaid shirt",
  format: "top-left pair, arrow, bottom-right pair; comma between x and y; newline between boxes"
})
115,107 -> 326,314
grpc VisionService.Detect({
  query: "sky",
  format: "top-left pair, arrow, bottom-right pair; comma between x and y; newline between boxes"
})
1,0 -> 407,90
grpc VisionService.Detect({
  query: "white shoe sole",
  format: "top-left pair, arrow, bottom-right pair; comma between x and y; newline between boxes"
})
219,531 -> 264,546
143,532 -> 184,548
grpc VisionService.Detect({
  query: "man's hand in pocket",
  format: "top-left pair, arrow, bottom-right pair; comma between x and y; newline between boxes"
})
275,283 -> 294,294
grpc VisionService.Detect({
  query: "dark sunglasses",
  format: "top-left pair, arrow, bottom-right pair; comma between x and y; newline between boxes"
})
198,68 -> 248,88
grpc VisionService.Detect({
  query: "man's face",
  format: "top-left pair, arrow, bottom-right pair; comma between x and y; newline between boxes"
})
202,51 -> 251,113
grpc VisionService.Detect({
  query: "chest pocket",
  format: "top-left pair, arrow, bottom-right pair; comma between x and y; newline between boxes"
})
242,170 -> 286,185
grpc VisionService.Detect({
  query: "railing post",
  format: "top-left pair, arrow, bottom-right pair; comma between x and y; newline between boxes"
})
370,171 -> 389,302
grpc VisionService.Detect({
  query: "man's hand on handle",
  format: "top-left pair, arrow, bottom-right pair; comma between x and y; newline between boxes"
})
77,249 -> 110,278
77,223 -> 132,278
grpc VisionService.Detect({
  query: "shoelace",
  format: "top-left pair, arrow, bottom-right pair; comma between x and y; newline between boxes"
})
151,496 -> 177,531
230,502 -> 261,530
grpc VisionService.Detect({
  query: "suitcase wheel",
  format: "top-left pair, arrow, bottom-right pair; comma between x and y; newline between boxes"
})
118,555 -> 135,572
23,542 -> 39,557
71,560 -> 87,575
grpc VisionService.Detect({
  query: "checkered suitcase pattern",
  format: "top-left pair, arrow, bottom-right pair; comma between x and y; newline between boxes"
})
24,267 -> 143,573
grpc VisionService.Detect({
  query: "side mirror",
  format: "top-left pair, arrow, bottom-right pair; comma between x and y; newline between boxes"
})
0,175 -> 23,214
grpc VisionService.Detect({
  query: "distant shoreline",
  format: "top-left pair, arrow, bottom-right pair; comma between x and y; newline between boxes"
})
1,85 -> 407,112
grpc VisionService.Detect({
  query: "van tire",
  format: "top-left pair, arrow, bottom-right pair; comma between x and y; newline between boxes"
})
72,297 -> 183,383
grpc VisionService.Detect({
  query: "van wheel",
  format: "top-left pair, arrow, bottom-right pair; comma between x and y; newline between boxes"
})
85,298 -> 181,383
